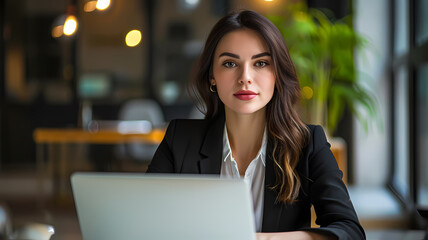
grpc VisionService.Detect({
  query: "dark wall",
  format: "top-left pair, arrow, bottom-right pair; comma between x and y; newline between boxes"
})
0,0 -> 5,169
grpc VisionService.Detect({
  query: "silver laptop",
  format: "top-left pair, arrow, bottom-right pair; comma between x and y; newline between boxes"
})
71,172 -> 256,240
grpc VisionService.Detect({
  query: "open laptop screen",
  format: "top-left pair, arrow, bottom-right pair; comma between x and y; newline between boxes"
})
71,172 -> 256,240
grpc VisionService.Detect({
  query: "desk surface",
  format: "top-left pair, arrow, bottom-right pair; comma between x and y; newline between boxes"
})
33,128 -> 165,144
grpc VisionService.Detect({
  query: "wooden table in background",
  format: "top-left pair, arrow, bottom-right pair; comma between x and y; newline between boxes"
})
33,128 -> 165,203
33,128 -> 165,144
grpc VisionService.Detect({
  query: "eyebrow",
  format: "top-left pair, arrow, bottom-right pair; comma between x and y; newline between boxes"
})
218,52 -> 271,59
252,52 -> 271,59
219,52 -> 240,59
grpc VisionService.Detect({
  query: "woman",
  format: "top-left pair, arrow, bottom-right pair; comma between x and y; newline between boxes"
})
147,10 -> 365,240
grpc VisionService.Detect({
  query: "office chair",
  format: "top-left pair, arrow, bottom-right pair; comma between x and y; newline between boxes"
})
115,99 -> 165,164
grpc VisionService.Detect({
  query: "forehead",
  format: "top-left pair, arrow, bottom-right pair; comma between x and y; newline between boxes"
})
214,28 -> 269,56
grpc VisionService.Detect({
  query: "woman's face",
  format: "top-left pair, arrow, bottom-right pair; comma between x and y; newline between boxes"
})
212,28 -> 275,116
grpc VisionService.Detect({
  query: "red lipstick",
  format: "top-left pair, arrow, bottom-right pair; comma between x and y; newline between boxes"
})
233,90 -> 258,100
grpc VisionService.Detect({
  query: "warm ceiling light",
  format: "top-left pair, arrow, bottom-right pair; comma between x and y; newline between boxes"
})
125,30 -> 142,47
52,25 -> 64,38
96,0 -> 111,10
84,1 -> 97,12
63,15 -> 78,35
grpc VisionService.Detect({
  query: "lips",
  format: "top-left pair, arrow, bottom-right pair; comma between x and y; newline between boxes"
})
233,90 -> 258,100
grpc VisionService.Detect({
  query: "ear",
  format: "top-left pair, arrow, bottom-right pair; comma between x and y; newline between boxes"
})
210,79 -> 216,85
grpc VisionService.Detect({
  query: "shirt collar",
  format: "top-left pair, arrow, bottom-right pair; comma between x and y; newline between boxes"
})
222,124 -> 267,166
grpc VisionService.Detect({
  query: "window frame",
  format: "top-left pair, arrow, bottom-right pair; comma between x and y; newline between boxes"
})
388,0 -> 428,213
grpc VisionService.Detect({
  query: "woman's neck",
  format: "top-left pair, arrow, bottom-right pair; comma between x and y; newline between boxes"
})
225,108 -> 266,175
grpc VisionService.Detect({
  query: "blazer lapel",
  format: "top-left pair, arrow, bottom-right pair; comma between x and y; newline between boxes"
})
197,115 -> 284,230
198,114 -> 224,174
262,136 -> 284,232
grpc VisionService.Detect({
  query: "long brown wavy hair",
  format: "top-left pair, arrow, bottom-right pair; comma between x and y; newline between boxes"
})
189,10 -> 310,203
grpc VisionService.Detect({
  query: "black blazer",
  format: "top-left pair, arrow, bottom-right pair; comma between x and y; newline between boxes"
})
147,115 -> 366,240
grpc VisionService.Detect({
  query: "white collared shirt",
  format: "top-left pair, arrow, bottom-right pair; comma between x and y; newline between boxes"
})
220,125 -> 267,232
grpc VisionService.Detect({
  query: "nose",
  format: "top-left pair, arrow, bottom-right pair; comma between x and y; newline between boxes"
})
238,64 -> 253,85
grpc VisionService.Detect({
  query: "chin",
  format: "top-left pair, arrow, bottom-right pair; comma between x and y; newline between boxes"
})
226,106 -> 266,116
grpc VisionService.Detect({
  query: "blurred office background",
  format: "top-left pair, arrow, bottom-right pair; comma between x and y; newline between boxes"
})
0,0 -> 427,239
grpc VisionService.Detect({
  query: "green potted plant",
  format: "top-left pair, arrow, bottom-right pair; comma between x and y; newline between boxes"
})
267,3 -> 376,137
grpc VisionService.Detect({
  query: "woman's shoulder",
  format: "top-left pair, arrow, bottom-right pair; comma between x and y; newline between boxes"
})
301,124 -> 330,158
168,118 -> 212,129
305,124 -> 328,142
305,124 -> 323,132
162,117 -> 223,150
164,118 -> 220,138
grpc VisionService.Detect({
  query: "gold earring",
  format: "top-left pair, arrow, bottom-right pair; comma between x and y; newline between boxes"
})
209,84 -> 216,93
